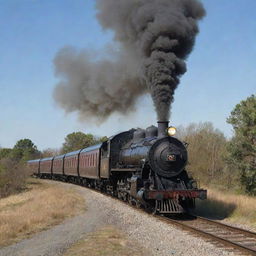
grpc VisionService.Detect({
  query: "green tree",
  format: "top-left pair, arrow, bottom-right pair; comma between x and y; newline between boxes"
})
11,139 -> 40,162
0,148 -> 12,160
226,94 -> 256,195
61,132 -> 107,154
97,136 -> 108,143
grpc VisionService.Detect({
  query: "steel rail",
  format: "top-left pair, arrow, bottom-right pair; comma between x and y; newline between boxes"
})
158,215 -> 256,256
197,216 -> 256,238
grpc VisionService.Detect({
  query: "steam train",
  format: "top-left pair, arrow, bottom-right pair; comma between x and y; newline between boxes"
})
28,121 -> 207,214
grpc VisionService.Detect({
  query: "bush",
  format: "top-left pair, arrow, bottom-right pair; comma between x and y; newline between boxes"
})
0,158 -> 30,198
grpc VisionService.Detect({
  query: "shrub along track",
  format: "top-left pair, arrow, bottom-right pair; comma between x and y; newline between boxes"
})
41,176 -> 256,256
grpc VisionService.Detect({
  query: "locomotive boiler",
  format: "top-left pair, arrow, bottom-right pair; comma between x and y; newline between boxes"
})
28,121 -> 207,214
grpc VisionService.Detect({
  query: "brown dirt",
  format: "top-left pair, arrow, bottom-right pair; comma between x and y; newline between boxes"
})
63,226 -> 150,256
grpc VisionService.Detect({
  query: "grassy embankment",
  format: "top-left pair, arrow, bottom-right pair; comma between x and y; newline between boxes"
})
195,187 -> 256,227
0,179 -> 85,247
63,226 -> 149,256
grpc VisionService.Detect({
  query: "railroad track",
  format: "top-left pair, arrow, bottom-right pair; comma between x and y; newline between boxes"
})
159,215 -> 256,256
88,184 -> 256,255
43,178 -> 256,255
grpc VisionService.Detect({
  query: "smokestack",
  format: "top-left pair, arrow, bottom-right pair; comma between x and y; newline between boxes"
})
158,121 -> 169,138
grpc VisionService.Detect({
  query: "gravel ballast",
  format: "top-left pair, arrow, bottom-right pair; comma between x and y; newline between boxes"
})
0,181 -> 236,256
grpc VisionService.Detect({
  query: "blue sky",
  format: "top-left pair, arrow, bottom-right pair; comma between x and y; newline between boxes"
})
0,0 -> 255,150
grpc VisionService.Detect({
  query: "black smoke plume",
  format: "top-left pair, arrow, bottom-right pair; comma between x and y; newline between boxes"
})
54,0 -> 205,122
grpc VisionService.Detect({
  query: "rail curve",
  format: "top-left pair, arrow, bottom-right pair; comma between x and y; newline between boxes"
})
159,215 -> 256,256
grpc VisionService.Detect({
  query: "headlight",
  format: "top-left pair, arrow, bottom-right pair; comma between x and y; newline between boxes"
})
168,126 -> 177,136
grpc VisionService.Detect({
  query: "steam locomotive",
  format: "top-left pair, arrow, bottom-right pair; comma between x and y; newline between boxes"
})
28,121 -> 207,214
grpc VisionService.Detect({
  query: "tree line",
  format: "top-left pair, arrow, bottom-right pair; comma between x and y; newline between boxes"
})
0,94 -> 255,197
179,94 -> 255,195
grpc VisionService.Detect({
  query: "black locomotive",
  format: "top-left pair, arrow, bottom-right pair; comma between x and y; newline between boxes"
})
28,121 -> 207,214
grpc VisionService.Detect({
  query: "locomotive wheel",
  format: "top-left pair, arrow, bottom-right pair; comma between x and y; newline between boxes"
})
152,201 -> 158,215
117,191 -> 122,200
82,179 -> 88,187
135,200 -> 141,209
128,195 -> 135,206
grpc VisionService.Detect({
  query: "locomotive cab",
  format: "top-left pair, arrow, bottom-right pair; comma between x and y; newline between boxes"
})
100,141 -> 110,178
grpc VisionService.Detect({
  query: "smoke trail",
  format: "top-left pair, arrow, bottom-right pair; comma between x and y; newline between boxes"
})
53,47 -> 145,122
54,0 -> 205,122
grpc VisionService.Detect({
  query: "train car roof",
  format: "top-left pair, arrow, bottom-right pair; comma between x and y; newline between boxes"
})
40,157 -> 54,162
80,143 -> 103,153
27,159 -> 40,163
53,154 -> 65,160
65,149 -> 82,157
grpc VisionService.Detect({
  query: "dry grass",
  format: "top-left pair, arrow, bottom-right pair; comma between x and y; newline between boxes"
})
0,179 -> 85,247
195,187 -> 256,227
63,226 -> 149,256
